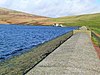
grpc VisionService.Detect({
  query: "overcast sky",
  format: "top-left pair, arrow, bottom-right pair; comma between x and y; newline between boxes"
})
0,0 -> 100,17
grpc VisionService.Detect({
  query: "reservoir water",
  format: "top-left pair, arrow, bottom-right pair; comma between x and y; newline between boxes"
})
0,24 -> 78,61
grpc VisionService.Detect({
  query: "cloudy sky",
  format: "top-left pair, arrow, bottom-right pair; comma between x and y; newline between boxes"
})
0,0 -> 100,17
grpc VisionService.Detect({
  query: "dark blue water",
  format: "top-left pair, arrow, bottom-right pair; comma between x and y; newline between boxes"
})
0,24 -> 78,61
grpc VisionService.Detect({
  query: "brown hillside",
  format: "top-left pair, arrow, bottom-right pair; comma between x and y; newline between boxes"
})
0,8 -> 48,25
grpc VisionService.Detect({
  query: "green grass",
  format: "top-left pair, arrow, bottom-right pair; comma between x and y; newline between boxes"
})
92,36 -> 100,46
91,28 -> 100,34
43,13 -> 100,33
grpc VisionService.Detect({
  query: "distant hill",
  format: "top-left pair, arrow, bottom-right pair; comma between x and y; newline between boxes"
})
40,13 -> 100,34
42,13 -> 100,27
0,8 -> 48,25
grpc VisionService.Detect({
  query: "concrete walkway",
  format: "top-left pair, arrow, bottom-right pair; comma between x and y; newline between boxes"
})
26,32 -> 100,75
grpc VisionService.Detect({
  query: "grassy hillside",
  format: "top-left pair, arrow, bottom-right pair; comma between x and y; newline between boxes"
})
0,8 -> 48,25
42,13 -> 100,34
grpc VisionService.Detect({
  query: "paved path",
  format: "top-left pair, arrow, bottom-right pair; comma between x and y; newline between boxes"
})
26,32 -> 100,75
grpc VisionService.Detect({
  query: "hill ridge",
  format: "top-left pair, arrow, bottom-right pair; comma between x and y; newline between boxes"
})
0,7 -> 48,25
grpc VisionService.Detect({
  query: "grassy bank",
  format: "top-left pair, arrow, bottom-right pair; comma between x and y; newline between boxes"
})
92,37 -> 100,47
0,31 -> 73,75
91,31 -> 100,47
